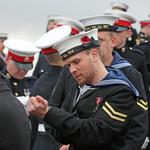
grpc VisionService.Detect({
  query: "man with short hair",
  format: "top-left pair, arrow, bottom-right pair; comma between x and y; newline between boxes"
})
2,39 -> 40,97
30,19 -> 84,150
80,15 -> 146,99
33,15 -> 84,79
104,9 -> 149,100
28,29 -> 148,150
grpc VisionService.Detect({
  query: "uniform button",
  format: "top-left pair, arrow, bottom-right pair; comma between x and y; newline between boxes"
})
40,70 -> 44,73
13,82 -> 18,86
6,73 -> 11,79
15,93 -> 18,96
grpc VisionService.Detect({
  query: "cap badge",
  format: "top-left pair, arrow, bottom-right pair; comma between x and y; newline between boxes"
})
24,57 -> 29,62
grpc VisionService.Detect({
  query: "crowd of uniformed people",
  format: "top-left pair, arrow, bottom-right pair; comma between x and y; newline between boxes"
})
0,2 -> 150,150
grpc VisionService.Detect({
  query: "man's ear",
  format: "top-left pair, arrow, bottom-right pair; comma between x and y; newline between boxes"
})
111,35 -> 117,48
90,48 -> 99,62
127,29 -> 132,38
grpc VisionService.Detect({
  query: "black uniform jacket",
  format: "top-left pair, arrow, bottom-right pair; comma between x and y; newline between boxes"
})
30,65 -> 62,100
1,68 -> 36,96
45,68 -> 148,150
49,65 -> 77,107
30,65 -> 62,150
112,51 -> 146,99
134,40 -> 150,84
32,52 -> 49,79
0,73 -> 31,150
115,46 -> 149,100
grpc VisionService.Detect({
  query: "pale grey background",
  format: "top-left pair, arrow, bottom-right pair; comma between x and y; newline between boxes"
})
0,0 -> 150,42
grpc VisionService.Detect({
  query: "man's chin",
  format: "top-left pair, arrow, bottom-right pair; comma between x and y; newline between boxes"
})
77,80 -> 85,86
15,76 -> 25,80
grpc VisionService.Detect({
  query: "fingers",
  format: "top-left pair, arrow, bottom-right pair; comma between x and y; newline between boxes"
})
59,145 -> 69,150
27,96 -> 48,117
36,95 -> 48,107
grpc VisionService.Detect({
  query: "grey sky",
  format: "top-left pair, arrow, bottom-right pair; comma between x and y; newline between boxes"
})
0,0 -> 150,42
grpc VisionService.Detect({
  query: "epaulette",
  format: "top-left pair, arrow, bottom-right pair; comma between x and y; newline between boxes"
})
129,47 -> 144,55
137,39 -> 148,46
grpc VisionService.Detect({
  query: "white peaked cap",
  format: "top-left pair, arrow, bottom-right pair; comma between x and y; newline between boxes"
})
4,39 -> 40,70
80,15 -> 119,31
4,39 -> 40,56
111,2 -> 129,11
47,15 -> 85,32
104,9 -> 136,23
35,25 -> 72,49
54,29 -> 100,59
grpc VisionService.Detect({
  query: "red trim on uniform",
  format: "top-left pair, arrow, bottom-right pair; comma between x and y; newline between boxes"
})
42,47 -> 58,55
140,21 -> 150,27
8,50 -> 34,63
115,19 -> 132,27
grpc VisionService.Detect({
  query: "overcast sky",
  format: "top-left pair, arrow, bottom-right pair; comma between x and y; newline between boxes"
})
0,0 -> 150,42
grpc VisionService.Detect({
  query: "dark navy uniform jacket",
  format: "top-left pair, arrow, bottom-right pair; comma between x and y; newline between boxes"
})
1,68 -> 36,96
44,67 -> 148,150
0,73 -> 31,150
32,52 -> 49,79
134,40 -> 150,85
30,65 -> 62,100
30,65 -> 63,150
112,51 -> 146,99
115,46 -> 149,100
49,64 -> 76,107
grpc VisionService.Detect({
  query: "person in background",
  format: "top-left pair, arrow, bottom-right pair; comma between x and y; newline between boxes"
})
2,39 -> 40,97
0,33 -> 7,70
28,29 -> 148,150
30,26 -> 71,150
104,9 -> 149,101
110,2 -> 138,47
46,15 -> 85,108
138,18 -> 150,42
134,18 -> 150,85
111,2 -> 129,12
30,17 -> 84,150
32,15 -> 84,79
0,72 -> 31,150
134,17 -> 150,150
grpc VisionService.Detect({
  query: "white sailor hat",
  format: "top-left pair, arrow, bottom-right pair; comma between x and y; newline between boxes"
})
79,15 -> 119,32
0,33 -> 8,40
111,2 -> 129,12
4,39 -> 40,70
139,18 -> 150,27
104,9 -> 136,31
35,25 -> 72,55
47,15 -> 85,35
54,29 -> 100,60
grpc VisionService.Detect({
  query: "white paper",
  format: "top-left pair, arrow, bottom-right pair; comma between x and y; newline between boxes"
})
17,96 -> 29,106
